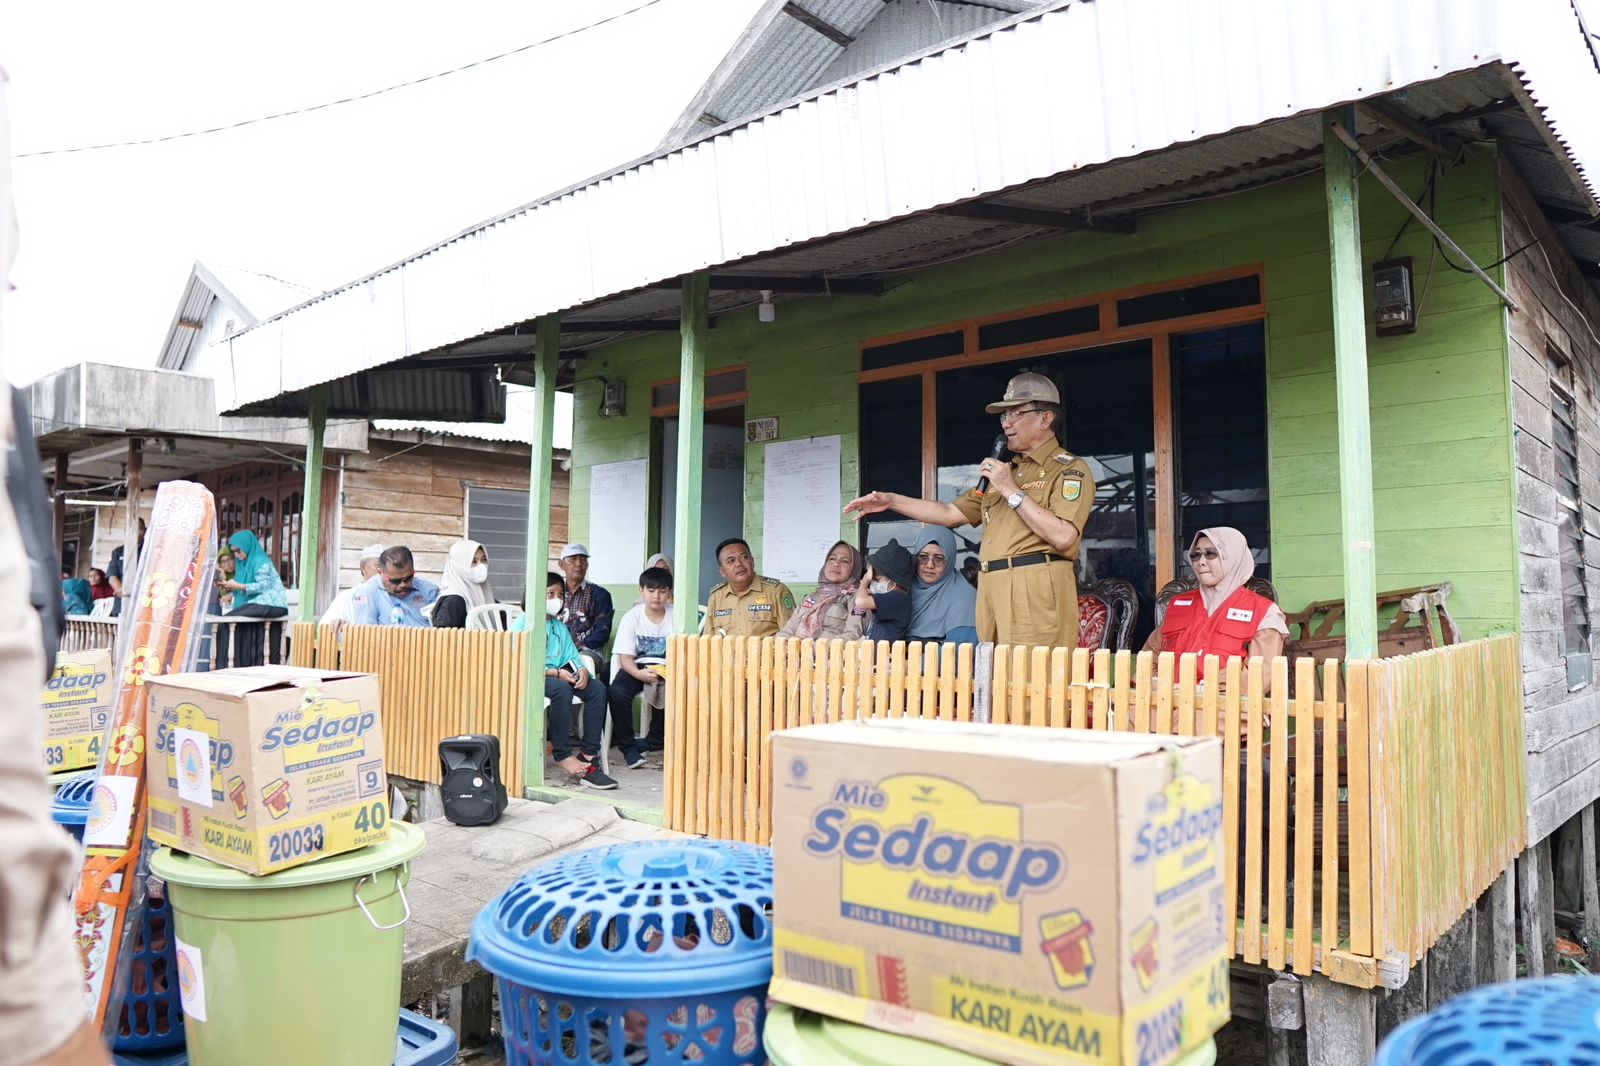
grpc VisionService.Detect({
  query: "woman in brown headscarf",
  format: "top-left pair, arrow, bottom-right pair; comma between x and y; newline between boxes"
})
778,541 -> 866,642
1145,527 -> 1286,671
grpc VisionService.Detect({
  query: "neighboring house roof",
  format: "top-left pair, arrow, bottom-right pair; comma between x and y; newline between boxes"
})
157,261 -> 320,372
374,386 -> 574,449
222,0 -> 1600,417
658,0 -> 1047,148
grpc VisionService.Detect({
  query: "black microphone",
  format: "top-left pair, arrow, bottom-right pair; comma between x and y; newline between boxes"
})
975,434 -> 1011,494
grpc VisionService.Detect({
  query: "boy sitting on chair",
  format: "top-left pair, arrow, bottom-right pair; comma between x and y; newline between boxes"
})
607,566 -> 675,768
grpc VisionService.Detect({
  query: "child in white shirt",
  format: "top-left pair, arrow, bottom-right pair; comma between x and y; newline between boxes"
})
607,565 -> 675,767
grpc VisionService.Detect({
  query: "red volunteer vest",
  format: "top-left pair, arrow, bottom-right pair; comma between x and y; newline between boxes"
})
1160,586 -> 1273,674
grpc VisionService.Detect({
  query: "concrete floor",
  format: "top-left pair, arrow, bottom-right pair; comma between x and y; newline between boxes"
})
538,745 -> 667,814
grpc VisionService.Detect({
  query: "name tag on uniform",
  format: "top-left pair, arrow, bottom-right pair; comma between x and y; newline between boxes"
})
715,608 -> 733,618
1226,607 -> 1254,623
750,602 -> 772,613
1172,598 -> 1193,607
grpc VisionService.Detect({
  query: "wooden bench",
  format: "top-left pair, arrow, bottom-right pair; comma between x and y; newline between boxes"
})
1284,583 -> 1459,663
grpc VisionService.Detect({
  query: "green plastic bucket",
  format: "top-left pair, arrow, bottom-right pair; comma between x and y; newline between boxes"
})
149,821 -> 425,1066
764,1003 -> 1218,1066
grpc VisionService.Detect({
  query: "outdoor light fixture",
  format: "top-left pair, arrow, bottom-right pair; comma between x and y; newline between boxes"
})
758,290 -> 776,323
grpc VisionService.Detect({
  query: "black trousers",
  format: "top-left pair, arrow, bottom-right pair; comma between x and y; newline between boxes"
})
607,672 -> 664,754
222,603 -> 288,667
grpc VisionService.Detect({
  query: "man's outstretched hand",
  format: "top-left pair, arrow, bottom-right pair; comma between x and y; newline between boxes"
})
843,492 -> 893,521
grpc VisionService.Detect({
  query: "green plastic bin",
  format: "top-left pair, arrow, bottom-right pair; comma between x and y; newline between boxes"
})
764,1004 -> 1218,1066
149,821 -> 425,1066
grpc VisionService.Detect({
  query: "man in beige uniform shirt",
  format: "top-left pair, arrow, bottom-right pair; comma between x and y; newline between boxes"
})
704,537 -> 796,638
0,66 -> 108,1065
845,373 -> 1094,647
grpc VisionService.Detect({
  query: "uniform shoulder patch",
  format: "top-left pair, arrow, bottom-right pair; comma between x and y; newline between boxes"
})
707,582 -> 728,595
1062,480 -> 1082,502
779,588 -> 797,611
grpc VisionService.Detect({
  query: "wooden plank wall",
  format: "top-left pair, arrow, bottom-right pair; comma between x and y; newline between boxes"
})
288,622 -> 529,792
337,439 -> 570,592
1502,162 -> 1600,843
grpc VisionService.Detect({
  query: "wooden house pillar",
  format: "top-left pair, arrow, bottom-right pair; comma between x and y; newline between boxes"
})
295,385 -> 328,623
672,272 -> 710,636
521,315 -> 562,791
1323,108 -> 1379,659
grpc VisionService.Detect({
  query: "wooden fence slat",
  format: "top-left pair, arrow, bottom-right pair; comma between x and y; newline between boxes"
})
1200,655 -> 1219,736
887,641 -> 906,720
955,642 -> 973,723
1110,650 -> 1131,731
758,638 -> 775,843
921,642 -> 940,722
1177,653 -> 1197,736
992,645 -> 1010,725
666,636 -> 684,830
1091,648 -> 1110,730
1348,660 -> 1373,958
1320,658 -> 1340,964
1267,655 -> 1290,971
1134,651 -> 1153,733
939,643 -> 957,721
1223,656 -> 1242,960
1155,652 -> 1174,734
1049,647 -> 1070,729
1009,646 -> 1027,725
1292,657 -> 1316,975
1242,656 -> 1264,965
1066,648 -> 1087,729
902,640 -> 921,721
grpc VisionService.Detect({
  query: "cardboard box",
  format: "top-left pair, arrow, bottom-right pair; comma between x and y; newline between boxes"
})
146,666 -> 390,875
42,648 -> 114,772
770,721 -> 1229,1066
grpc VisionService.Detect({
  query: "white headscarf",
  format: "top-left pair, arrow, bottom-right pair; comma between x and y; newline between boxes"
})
438,539 -> 495,609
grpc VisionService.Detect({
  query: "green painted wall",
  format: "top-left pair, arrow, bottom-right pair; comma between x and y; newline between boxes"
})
570,146 -> 1514,637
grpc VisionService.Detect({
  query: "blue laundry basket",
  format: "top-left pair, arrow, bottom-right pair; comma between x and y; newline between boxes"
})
468,840 -> 774,1066
52,776 -> 185,1054
110,1008 -> 458,1066
1376,975 -> 1600,1064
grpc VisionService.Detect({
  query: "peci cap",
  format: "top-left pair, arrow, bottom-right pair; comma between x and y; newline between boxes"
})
869,539 -> 917,591
359,544 -> 386,562
984,372 -> 1061,414
560,543 -> 591,560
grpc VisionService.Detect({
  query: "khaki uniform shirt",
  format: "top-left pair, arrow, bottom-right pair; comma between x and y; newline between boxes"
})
952,436 -> 1095,647
706,576 -> 797,638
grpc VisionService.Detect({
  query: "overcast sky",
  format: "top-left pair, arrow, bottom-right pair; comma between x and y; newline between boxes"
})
0,0 -> 760,386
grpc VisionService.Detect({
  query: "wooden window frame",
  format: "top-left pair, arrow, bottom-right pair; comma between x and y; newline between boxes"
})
650,365 -> 750,417
1551,376 -> 1593,690
856,265 -> 1266,589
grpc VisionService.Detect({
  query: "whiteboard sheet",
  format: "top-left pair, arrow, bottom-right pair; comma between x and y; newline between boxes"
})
587,459 -> 648,584
761,435 -> 842,582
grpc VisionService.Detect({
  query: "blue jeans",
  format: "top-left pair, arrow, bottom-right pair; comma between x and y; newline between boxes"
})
545,675 -> 606,760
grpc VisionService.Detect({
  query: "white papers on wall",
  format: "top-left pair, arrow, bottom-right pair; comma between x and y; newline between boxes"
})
587,459 -> 648,584
761,435 -> 842,582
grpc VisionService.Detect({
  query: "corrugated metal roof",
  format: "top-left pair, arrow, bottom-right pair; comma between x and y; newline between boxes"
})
815,0 -> 1017,85
225,0 -> 1600,417
374,386 -> 573,448
156,261 -> 320,371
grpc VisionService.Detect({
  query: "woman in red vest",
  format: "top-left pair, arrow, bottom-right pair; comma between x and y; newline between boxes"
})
1146,527 -> 1286,671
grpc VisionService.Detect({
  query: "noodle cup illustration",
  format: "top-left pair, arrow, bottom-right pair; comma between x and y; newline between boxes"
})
227,776 -> 248,819
1039,909 -> 1096,990
1129,917 -> 1160,991
261,778 -> 292,820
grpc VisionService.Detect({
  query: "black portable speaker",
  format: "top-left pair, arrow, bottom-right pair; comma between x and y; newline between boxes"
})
438,734 -> 508,826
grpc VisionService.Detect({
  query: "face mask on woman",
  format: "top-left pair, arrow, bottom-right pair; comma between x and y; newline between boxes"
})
546,596 -> 564,616
470,563 -> 489,583
870,580 -> 890,595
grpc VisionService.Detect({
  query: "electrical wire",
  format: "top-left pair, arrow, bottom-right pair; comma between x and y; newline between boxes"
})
16,0 -> 666,159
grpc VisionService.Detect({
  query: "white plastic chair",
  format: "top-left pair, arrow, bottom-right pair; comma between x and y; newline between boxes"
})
90,598 -> 115,619
468,602 -> 524,632
543,653 -> 612,776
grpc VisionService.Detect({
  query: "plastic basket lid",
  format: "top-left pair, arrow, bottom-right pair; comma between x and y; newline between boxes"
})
468,839 -> 773,998
1377,976 -> 1600,1065
109,1008 -> 457,1066
51,775 -> 97,827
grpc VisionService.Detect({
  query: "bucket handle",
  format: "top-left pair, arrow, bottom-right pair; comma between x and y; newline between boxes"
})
354,869 -> 411,932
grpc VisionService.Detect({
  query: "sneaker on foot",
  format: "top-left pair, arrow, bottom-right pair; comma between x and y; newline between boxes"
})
624,749 -> 646,769
579,764 -> 618,790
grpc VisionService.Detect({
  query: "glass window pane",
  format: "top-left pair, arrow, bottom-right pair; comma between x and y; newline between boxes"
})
1174,324 -> 1272,575
862,331 -> 963,372
859,377 -> 924,551
1117,276 -> 1261,328
977,305 -> 1100,351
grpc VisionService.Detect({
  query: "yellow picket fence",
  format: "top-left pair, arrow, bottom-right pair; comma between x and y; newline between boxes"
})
290,623 -> 530,792
1365,635 -> 1527,969
663,633 -> 1526,987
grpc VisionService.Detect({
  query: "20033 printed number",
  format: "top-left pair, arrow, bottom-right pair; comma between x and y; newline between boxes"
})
268,825 -> 325,864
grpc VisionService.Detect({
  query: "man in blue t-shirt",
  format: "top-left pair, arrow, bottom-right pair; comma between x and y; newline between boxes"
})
351,545 -> 439,627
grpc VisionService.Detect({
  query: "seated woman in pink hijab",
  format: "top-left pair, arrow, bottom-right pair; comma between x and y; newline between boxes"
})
1145,527 -> 1286,673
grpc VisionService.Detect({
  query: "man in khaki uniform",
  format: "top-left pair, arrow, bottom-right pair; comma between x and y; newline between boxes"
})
704,537 -> 797,637
845,373 -> 1094,647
